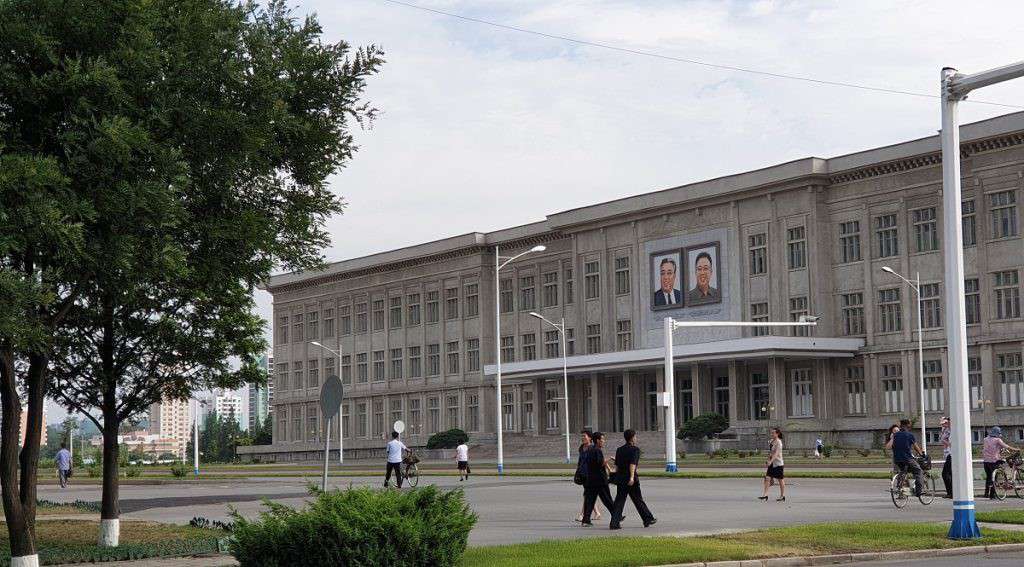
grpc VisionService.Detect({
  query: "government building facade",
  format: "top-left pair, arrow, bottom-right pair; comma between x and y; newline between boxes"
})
245,112 -> 1024,462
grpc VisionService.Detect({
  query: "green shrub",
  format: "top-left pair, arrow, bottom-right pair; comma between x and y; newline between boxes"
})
125,466 -> 141,478
426,428 -> 468,450
857,449 -> 871,458
230,486 -> 477,566
170,462 -> 190,478
87,465 -> 102,478
822,444 -> 835,458
677,413 -> 729,441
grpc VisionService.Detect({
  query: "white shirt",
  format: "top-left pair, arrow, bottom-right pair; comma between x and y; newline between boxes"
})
386,439 -> 407,463
456,444 -> 469,461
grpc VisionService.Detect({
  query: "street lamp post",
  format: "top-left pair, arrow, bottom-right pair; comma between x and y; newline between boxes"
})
311,341 -> 344,465
494,244 -> 546,474
663,317 -> 818,472
881,266 -> 927,453
941,61 -> 1024,540
529,312 -> 571,463
193,399 -> 208,476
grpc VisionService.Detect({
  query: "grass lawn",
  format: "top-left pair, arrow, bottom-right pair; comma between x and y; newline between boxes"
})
977,508 -> 1024,524
0,520 -> 223,566
460,521 -> 1024,567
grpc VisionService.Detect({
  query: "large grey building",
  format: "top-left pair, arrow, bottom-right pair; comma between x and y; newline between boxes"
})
246,112 -> 1024,462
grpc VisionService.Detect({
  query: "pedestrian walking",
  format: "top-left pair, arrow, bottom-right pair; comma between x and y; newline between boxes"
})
384,431 -> 408,489
983,426 -> 1020,499
759,428 -> 785,502
939,417 -> 953,499
609,429 -> 655,530
455,441 -> 470,481
814,436 -> 824,459
55,443 -> 72,489
580,431 -> 616,527
575,430 -> 603,522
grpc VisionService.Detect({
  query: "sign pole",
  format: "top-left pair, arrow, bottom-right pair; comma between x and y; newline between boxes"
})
322,417 -> 331,492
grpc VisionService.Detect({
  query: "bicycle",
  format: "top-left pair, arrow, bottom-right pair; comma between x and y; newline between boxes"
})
991,450 -> 1023,500
890,455 -> 935,509
401,451 -> 420,488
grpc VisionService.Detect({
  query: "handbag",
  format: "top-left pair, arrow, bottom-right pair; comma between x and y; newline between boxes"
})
573,470 -> 586,485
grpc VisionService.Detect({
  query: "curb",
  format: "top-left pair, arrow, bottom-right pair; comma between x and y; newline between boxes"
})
649,542 -> 1024,567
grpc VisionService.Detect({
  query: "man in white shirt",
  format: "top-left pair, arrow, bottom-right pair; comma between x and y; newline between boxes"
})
455,442 -> 470,481
384,431 -> 408,488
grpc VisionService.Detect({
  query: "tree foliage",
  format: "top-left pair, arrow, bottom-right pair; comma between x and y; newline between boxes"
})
677,413 -> 730,441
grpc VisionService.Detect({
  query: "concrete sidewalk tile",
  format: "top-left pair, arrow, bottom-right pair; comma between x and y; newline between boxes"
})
762,557 -> 810,566
806,553 -> 854,565
53,555 -> 237,567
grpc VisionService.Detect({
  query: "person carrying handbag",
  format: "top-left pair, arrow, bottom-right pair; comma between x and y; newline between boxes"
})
580,432 -> 617,527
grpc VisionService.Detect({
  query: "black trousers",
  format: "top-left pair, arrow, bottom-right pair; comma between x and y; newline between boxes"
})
895,460 -> 924,495
610,481 -> 654,527
984,461 -> 1004,497
385,462 -> 403,488
581,484 -> 614,523
942,456 -> 953,497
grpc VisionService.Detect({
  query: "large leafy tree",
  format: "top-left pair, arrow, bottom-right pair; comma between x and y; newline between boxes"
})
2,0 -> 382,553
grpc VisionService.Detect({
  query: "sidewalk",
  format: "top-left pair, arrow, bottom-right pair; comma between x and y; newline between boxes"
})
53,557 -> 236,567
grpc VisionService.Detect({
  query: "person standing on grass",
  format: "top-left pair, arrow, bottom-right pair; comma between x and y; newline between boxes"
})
55,443 -> 72,489
580,432 -> 616,527
983,426 -> 1020,499
384,431 -> 408,489
455,441 -> 470,481
609,429 -> 655,530
759,428 -> 785,502
940,417 -> 953,499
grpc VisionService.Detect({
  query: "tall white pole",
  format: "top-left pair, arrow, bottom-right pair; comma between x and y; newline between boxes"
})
941,66 -> 979,539
494,244 -> 504,475
322,417 -> 331,491
915,272 -> 927,453
561,318 -> 570,464
663,317 -> 677,472
338,403 -> 344,465
193,401 -> 199,476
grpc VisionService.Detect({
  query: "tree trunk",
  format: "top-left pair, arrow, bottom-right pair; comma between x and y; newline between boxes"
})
99,408 -> 121,547
0,348 -> 37,563
19,354 -> 46,542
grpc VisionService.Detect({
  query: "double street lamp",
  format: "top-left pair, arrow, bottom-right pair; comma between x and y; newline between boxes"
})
880,266 -> 927,453
528,312 -> 571,463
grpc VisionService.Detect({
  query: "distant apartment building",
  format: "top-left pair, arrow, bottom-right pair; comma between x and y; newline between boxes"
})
148,397 -> 192,460
249,356 -> 273,432
90,430 -> 179,459
216,394 -> 243,425
18,405 -> 46,448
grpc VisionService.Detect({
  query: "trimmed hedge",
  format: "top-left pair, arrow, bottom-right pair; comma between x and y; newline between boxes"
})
230,485 -> 477,566
426,428 -> 468,450
677,413 -> 729,440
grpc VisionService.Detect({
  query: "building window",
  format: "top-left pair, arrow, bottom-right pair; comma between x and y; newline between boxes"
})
355,302 -> 367,333
373,399 -> 384,437
841,293 -> 865,336
582,381 -> 594,428
373,350 -> 384,381
997,352 -> 1023,407
390,398 -> 403,429
306,311 -> 319,341
291,404 -> 302,441
323,308 -> 335,338
920,283 -> 942,328
499,278 -> 513,313
340,306 -> 352,335
845,366 -> 866,415
564,268 -> 575,304
912,207 -> 939,252
277,316 -> 289,344
357,402 -> 367,437
994,270 -> 1021,319
521,333 -> 536,361
407,293 -> 421,325
501,336 -> 515,362
923,359 -> 944,412
523,390 -> 534,431
341,356 -> 351,385
751,302 -> 769,336
341,403 -> 350,439
447,394 -> 460,430
519,276 -> 536,311
409,346 -> 422,378
427,344 -> 440,376
750,373 -> 770,420
616,320 -> 632,351
790,368 -> 813,417
390,348 -> 403,380
445,288 -> 459,320
614,256 -> 631,295
990,190 -> 1018,239
584,261 -> 600,299
356,353 -> 368,383
276,362 -> 289,392
428,396 -> 440,433
878,288 -> 902,333
407,398 -> 421,435
324,356 -> 335,383
748,233 -> 767,275
714,375 -> 729,416
292,361 -> 303,391
968,356 -> 983,409
566,328 -> 575,356
839,221 -> 861,263
546,386 -> 559,430
882,362 -> 904,414
501,391 -> 515,431
426,291 -> 440,323
372,299 -> 385,331
465,283 -> 479,317
962,200 -> 977,246
966,279 -> 981,325
876,213 -> 899,258
678,375 -> 694,423
466,394 -> 479,432
787,226 -> 806,269
466,339 -> 480,372
446,341 -> 460,374
789,296 -> 809,337
586,324 -> 601,354
307,359 -> 319,388
542,272 -> 559,307
543,330 -> 559,359
389,296 -> 402,328
292,313 -> 304,343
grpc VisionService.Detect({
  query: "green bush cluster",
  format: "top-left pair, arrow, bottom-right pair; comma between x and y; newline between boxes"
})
426,428 -> 469,450
36,499 -> 102,513
677,413 -> 729,441
230,486 -> 477,567
170,462 -> 191,478
0,535 -> 221,566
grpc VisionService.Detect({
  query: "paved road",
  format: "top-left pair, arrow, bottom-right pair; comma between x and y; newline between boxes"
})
849,551 -> 1022,566
40,475 -> 1024,546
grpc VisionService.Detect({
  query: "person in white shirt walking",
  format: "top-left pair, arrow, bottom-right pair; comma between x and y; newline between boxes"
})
384,431 -> 408,489
455,442 -> 470,481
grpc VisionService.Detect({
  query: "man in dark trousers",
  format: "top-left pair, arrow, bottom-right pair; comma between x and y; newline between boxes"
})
580,431 -> 616,527
610,429 -> 656,529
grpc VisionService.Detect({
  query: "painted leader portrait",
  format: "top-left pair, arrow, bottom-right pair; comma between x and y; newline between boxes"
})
686,243 -> 721,306
651,252 -> 683,310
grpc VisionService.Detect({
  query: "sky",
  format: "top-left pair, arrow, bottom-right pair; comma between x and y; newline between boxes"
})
53,0 -> 1024,424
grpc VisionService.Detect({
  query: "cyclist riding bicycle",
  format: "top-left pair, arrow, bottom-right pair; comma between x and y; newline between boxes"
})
886,418 -> 925,497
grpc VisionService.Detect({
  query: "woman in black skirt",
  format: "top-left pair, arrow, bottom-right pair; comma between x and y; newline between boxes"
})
759,428 -> 785,502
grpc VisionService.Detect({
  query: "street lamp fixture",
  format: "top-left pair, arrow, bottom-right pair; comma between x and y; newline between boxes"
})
311,341 -> 344,465
529,311 -> 571,464
880,266 -> 927,454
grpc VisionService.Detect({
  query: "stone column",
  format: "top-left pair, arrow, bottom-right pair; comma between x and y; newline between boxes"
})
589,374 -> 600,431
655,366 -> 666,432
768,357 -> 787,423
980,344 -> 996,432
691,363 -> 703,417
727,361 -> 740,425
533,378 -> 545,435
621,371 -> 632,431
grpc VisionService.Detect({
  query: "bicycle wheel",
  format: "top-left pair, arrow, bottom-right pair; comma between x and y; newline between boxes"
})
918,474 -> 936,505
993,469 -> 1009,501
1014,471 -> 1024,499
407,463 -> 420,487
891,474 -> 909,509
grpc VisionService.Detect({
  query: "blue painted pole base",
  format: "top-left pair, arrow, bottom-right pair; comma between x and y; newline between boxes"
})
497,463 -> 504,476
665,462 -> 678,473
948,503 -> 982,540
